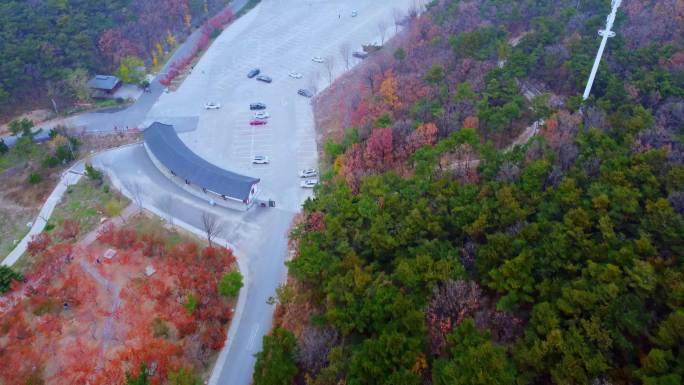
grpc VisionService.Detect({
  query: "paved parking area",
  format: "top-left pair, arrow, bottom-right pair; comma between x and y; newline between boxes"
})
147,0 -> 417,211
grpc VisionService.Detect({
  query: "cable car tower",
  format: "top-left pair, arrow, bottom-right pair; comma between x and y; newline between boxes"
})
582,0 -> 622,100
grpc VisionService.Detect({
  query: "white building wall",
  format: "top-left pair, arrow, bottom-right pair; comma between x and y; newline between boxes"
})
144,143 -> 257,211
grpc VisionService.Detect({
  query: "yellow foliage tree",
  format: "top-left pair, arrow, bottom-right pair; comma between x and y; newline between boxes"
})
48,134 -> 68,151
166,31 -> 176,47
379,72 -> 400,109
333,154 -> 344,173
184,13 -> 192,28
152,53 -> 159,68
156,42 -> 164,58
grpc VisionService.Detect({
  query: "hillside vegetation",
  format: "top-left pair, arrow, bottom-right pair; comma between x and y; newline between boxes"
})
0,0 -> 230,117
254,1 -> 684,385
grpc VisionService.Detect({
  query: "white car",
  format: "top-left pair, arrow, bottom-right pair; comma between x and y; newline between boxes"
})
254,111 -> 270,119
288,71 -> 303,79
300,179 -> 318,188
311,56 -> 324,63
205,102 -> 221,110
351,10 -> 358,17
299,168 -> 318,178
252,155 -> 270,164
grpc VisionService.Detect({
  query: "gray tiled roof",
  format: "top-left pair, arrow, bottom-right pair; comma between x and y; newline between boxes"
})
144,122 -> 259,202
87,75 -> 121,90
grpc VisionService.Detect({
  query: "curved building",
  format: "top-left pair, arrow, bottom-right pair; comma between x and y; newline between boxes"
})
144,122 -> 260,210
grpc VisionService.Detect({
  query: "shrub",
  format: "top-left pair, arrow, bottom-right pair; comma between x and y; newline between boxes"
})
27,172 -> 42,184
124,363 -> 148,385
168,368 -> 201,385
104,199 -> 125,217
185,294 -> 197,314
0,265 -> 23,293
218,271 -> 243,297
253,328 -> 299,385
27,233 -> 51,256
42,156 -> 59,168
96,223 -> 115,244
84,163 -> 103,181
150,317 -> 170,338
58,219 -> 80,240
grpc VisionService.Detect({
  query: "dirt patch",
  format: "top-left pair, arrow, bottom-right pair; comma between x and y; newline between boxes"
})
77,132 -> 143,155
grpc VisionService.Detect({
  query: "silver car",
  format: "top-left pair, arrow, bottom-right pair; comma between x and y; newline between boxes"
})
252,155 -> 270,164
299,168 -> 318,178
300,179 -> 318,188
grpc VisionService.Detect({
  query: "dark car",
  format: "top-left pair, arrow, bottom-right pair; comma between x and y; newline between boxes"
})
256,75 -> 272,83
298,89 -> 313,98
250,102 -> 267,110
352,51 -> 368,59
247,68 -> 260,78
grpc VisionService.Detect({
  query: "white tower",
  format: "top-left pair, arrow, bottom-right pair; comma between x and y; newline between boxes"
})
582,0 -> 622,100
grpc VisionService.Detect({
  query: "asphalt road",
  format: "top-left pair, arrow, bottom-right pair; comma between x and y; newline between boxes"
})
93,1 -> 419,384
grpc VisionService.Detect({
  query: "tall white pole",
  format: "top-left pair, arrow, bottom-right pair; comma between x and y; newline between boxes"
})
582,0 -> 622,100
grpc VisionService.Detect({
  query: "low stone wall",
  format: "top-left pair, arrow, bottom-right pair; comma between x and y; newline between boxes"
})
144,143 -> 252,212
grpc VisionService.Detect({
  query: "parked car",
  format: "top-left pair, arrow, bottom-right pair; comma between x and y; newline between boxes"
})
352,51 -> 368,59
163,87 -> 170,93
298,89 -> 314,98
311,56 -> 324,63
250,119 -> 268,126
256,75 -> 272,83
299,168 -> 318,178
250,102 -> 267,110
254,111 -> 270,119
252,155 -> 270,164
247,68 -> 260,78
351,10 -> 358,17
204,102 -> 221,110
300,179 -> 319,188
288,71 -> 303,79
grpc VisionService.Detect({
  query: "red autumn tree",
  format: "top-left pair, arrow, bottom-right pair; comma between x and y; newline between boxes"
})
364,127 -> 394,171
59,219 -> 80,240
27,232 -> 51,256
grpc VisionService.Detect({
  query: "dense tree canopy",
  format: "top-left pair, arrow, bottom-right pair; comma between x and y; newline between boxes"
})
255,0 -> 684,384
0,0 -> 230,115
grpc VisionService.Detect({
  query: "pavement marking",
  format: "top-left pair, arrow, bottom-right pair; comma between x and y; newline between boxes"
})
247,324 -> 261,351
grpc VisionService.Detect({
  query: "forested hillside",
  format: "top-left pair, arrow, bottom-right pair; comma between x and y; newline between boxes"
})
254,1 -> 684,384
0,0 -> 229,117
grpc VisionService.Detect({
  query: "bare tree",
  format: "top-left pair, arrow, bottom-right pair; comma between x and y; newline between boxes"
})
407,1 -> 420,19
364,63 -> 380,92
392,8 -> 404,33
339,42 -> 351,70
123,181 -> 144,214
323,56 -> 335,86
377,20 -> 388,45
308,70 -> 320,94
201,211 -> 224,247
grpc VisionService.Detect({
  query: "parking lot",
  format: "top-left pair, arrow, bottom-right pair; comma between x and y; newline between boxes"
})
147,0 -> 417,211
